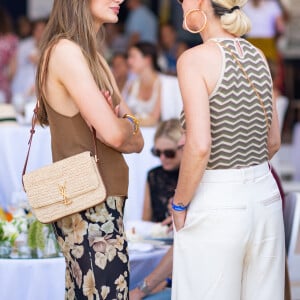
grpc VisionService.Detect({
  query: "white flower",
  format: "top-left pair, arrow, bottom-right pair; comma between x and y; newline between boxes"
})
2,222 -> 19,242
12,217 -> 28,233
12,208 -> 26,218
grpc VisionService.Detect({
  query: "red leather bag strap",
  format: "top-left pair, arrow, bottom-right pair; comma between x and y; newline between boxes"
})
22,103 -> 38,186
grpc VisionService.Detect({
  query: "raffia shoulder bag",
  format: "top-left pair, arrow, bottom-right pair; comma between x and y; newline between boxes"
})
22,108 -> 107,224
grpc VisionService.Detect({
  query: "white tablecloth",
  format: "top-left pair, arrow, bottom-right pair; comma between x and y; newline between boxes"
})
0,125 -> 160,220
0,247 -> 169,300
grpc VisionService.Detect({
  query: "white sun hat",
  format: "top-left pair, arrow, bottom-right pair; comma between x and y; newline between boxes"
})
0,104 -> 18,125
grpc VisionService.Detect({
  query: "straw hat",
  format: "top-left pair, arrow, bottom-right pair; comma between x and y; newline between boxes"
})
0,104 -> 17,125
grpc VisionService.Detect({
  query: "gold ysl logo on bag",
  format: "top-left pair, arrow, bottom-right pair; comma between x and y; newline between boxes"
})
59,182 -> 72,205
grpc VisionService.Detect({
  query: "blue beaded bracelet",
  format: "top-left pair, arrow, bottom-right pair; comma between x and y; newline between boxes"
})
171,198 -> 189,211
165,277 -> 172,287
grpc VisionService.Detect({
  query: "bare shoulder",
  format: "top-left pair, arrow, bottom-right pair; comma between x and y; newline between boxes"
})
177,42 -> 221,73
50,39 -> 85,63
177,42 -> 223,95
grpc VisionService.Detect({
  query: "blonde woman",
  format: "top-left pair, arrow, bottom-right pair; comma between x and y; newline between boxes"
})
142,119 -> 183,222
172,0 -> 284,299
35,0 -> 144,299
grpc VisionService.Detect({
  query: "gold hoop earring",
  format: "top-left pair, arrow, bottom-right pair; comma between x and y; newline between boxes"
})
184,9 -> 207,34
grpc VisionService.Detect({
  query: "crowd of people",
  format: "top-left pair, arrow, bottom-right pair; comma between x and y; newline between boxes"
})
0,0 -> 294,299
0,0 -> 289,127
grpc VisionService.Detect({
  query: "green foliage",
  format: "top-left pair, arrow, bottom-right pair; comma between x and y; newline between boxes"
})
0,223 -> 4,241
27,220 -> 47,250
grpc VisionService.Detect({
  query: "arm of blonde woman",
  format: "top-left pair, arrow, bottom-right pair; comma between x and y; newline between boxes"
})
142,182 -> 153,221
129,246 -> 173,300
267,90 -> 281,159
172,49 -> 212,232
49,39 -> 143,153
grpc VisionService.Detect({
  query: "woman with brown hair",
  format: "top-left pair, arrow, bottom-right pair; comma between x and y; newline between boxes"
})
126,41 -> 162,127
35,0 -> 144,299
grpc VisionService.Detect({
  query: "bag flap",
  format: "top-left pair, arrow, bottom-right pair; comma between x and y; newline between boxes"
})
23,151 -> 104,209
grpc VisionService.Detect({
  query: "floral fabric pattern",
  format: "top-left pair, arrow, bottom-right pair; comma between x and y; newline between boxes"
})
53,196 -> 129,300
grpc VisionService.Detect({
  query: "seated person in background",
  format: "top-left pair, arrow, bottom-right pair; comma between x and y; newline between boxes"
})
142,119 -> 183,222
159,23 -> 188,76
243,0 -> 285,64
110,52 -> 134,100
269,60 -> 288,133
130,246 -> 173,300
269,59 -> 289,177
12,19 -> 47,114
124,0 -> 158,47
126,41 -> 162,127
0,7 -> 18,104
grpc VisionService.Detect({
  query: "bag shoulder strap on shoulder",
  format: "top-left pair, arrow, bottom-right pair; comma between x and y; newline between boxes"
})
22,41 -> 99,189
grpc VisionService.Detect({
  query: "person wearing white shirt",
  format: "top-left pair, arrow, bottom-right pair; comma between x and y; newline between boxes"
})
11,19 -> 47,113
243,0 -> 285,62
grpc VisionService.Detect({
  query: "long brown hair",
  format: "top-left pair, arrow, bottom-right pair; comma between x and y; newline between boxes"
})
36,0 -> 121,125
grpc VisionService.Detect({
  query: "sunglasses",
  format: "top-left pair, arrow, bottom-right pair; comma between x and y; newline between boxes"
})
151,145 -> 183,159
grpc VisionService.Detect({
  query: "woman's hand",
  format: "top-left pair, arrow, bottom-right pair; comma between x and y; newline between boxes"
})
101,90 -> 120,116
172,210 -> 187,232
129,288 -> 144,300
161,215 -> 173,233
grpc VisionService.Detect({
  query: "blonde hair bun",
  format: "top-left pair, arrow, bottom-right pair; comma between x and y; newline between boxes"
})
211,0 -> 251,36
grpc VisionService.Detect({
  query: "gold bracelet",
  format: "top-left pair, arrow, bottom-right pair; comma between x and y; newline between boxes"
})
122,113 -> 140,135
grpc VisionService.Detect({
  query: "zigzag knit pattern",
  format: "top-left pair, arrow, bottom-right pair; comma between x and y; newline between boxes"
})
181,38 -> 273,169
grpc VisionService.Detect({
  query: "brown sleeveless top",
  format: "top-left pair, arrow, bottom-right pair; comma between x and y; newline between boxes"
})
44,102 -> 129,197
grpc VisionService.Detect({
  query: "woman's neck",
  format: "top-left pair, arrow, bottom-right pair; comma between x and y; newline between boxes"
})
200,11 -> 236,43
139,68 -> 157,84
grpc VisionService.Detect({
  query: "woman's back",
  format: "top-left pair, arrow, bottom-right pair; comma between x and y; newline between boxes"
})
208,38 -> 272,169
172,1 -> 284,299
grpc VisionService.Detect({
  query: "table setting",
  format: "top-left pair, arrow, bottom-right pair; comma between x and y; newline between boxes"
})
0,199 -> 60,259
0,202 -> 171,299
125,220 -> 173,246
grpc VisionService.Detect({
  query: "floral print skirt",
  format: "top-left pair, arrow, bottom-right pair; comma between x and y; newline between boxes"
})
52,196 -> 129,300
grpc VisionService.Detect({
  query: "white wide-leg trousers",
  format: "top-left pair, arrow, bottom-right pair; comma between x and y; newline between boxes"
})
172,162 -> 285,300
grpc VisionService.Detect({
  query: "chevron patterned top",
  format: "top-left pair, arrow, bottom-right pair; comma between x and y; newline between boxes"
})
180,38 -> 273,169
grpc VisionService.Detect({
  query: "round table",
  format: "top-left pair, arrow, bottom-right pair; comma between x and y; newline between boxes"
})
0,246 -> 169,300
